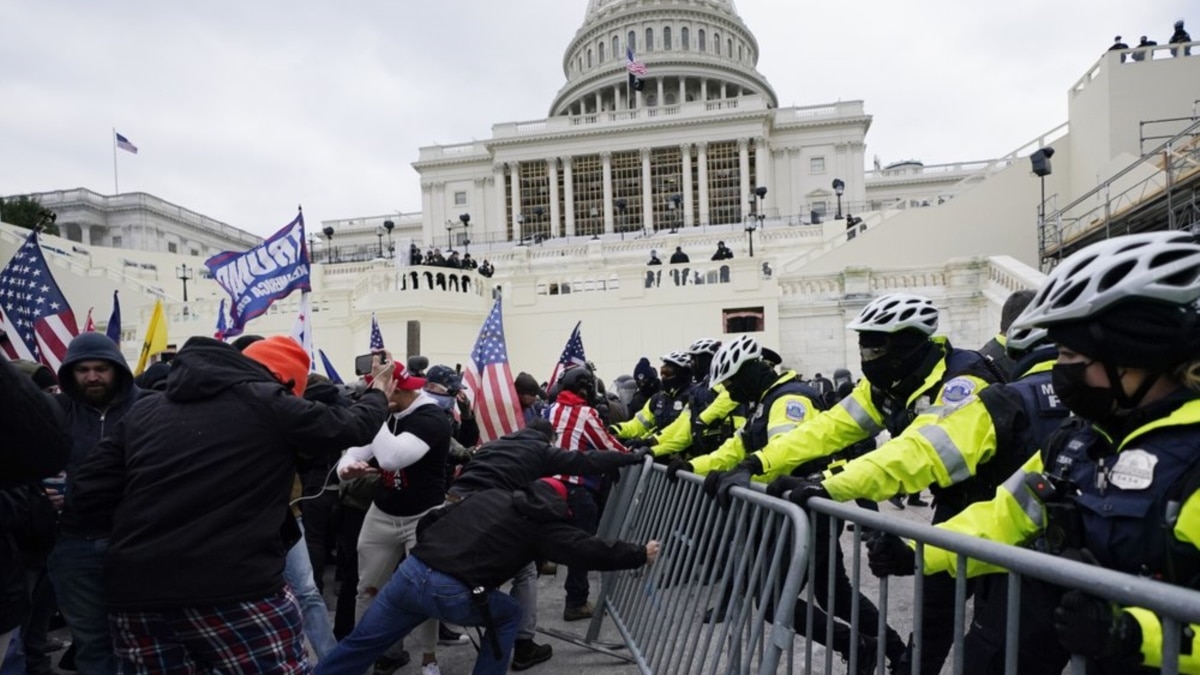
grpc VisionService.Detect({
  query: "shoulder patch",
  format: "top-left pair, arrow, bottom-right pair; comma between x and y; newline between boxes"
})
940,377 -> 977,406
785,400 -> 807,421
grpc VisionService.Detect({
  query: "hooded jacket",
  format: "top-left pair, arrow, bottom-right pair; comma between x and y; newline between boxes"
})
68,337 -> 390,610
412,481 -> 647,590
55,332 -> 143,479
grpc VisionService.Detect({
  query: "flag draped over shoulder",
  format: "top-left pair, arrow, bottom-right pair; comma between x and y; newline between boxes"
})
548,321 -> 587,386
105,290 -> 121,345
135,299 -> 167,375
0,230 -> 79,370
205,212 -> 310,338
462,298 -> 523,443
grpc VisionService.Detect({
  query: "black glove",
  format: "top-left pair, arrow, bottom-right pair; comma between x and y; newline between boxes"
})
714,468 -> 752,508
626,446 -> 651,464
866,534 -> 916,577
766,475 -> 805,499
666,458 -> 692,483
702,470 -> 725,498
787,481 -> 831,509
1053,590 -> 1141,660
624,437 -> 652,450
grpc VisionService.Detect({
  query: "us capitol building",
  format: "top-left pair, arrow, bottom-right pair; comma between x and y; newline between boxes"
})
5,0 -> 1199,379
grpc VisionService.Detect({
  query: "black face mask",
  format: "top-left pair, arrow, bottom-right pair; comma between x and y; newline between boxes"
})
860,341 -> 931,393
1051,362 -> 1118,425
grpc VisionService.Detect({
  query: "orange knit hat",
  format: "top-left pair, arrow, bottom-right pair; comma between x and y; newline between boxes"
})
243,336 -> 310,396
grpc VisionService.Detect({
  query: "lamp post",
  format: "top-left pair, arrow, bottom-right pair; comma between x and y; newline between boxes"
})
458,213 -> 471,253
516,213 -> 525,244
375,226 -> 385,258
615,199 -> 627,240
175,264 -> 194,302
832,179 -> 845,220
744,217 -> 758,258
383,219 -> 395,258
1030,148 -> 1055,259
307,234 -> 318,263
745,187 -> 766,257
322,225 -> 335,263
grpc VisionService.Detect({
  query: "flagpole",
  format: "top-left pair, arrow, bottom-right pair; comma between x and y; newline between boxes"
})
112,127 -> 119,194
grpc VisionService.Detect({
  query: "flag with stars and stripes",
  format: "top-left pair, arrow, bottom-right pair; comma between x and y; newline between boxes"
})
0,230 -> 79,370
548,321 -> 587,387
369,313 -> 384,350
290,291 -> 317,372
462,297 -> 523,442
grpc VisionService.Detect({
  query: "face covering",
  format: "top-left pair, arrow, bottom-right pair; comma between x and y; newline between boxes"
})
429,392 -> 457,411
860,341 -> 930,392
1051,362 -> 1117,425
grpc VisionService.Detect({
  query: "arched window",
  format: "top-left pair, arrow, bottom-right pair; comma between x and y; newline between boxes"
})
681,27 -> 690,50
599,41 -> 606,63
645,27 -> 654,51
663,26 -> 672,50
698,29 -> 706,51
728,38 -> 733,57
714,32 -> 721,54
738,44 -> 743,61
613,36 -> 620,59
587,48 -> 593,68
628,31 -> 636,53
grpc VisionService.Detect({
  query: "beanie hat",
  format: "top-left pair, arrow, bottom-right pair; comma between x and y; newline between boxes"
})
243,336 -> 310,396
13,359 -> 58,390
514,371 -> 542,397
1047,303 -> 1200,369
633,357 -> 656,383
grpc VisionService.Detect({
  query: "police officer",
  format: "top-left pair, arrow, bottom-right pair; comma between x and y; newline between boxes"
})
869,231 -> 1200,674
648,338 -> 742,460
707,292 -> 1003,674
612,351 -> 692,443
775,320 -> 1069,673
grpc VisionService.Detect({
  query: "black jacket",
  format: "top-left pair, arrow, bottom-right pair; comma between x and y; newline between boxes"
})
55,332 -> 144,480
69,337 -> 390,610
413,481 -> 646,590
449,427 -> 640,496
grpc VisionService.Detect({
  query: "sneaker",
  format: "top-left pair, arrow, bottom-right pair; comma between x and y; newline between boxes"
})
420,663 -> 441,675
562,602 -> 593,621
887,495 -> 906,510
438,622 -> 469,646
511,639 -> 553,670
373,651 -> 411,675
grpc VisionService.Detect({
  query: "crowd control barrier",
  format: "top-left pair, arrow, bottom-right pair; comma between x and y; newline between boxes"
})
545,459 -> 812,674
800,497 -> 1200,675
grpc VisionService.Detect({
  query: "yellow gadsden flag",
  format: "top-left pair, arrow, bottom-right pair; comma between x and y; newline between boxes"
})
134,299 -> 168,375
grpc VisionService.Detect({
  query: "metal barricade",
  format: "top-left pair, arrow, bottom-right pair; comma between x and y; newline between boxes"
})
556,460 -> 812,674
799,497 -> 1200,675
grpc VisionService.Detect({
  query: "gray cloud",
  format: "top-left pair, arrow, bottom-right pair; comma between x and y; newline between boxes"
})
0,0 -> 1190,236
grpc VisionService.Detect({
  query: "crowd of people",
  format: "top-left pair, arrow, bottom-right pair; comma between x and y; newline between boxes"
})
408,244 -> 494,278
3,230 -> 1199,674
1109,18 -> 1192,59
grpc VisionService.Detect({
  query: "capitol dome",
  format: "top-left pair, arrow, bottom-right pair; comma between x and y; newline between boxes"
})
550,0 -> 777,116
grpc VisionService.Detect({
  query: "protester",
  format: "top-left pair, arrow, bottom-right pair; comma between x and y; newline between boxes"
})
514,371 -> 547,424
67,336 -> 393,673
315,478 -> 658,675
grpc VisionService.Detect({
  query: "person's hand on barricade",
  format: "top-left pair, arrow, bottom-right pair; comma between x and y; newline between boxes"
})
1053,590 -> 1141,660
866,534 -> 916,577
624,437 -> 653,450
713,467 -> 752,508
666,458 -> 692,483
625,446 -> 651,464
645,540 -> 661,565
787,480 -> 831,509
766,475 -> 805,499
702,470 -> 725,498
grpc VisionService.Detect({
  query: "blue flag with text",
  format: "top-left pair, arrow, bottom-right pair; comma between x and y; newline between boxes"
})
205,213 -> 310,337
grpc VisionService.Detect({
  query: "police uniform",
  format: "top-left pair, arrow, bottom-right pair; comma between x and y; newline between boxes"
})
651,383 -> 742,460
612,383 -> 689,440
923,393 -> 1200,674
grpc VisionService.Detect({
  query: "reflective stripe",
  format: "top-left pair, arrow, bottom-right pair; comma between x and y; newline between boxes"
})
839,397 -> 883,435
636,411 -> 653,427
1002,470 -> 1045,529
917,424 -> 971,484
767,423 -> 797,439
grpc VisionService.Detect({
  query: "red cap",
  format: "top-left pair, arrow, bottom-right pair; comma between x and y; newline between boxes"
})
539,477 -> 568,502
392,362 -> 427,390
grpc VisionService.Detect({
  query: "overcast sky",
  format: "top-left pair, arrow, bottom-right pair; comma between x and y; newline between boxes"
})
0,1 -> 1191,237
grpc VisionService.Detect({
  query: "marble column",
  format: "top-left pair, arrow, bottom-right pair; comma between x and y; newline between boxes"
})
681,144 -> 694,228
656,78 -> 664,107
547,158 -> 561,237
754,136 -> 770,213
640,147 -> 653,230
601,151 -> 614,234
508,162 -> 522,241
738,138 -> 751,219
491,164 -> 506,242
563,157 -> 576,237
697,142 -> 709,226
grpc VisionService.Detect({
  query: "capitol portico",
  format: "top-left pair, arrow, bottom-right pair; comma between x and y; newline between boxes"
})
3,0 -> 1199,381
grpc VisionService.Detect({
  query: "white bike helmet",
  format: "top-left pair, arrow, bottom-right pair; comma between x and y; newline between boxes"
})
1005,325 -> 1049,354
709,336 -> 762,387
847,293 -> 939,335
662,351 -> 692,369
1011,231 -> 1200,331
687,337 -> 722,356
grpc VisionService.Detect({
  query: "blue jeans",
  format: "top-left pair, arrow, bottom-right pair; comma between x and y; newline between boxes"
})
316,556 -> 521,675
284,526 -> 338,659
48,536 -> 115,674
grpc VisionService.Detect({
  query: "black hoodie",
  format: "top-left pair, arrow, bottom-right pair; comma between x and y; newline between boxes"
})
413,481 -> 646,590
55,332 -> 143,478
69,337 -> 390,610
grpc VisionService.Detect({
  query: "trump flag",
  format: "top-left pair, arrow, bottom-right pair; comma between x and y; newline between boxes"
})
205,212 -> 310,338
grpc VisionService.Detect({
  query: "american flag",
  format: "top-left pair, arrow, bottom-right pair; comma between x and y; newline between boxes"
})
115,131 -> 138,154
462,297 -> 524,443
290,291 -> 316,372
548,321 -> 587,387
0,231 -> 79,370
369,313 -> 385,350
83,308 -> 96,333
626,46 -> 648,76
214,298 -> 228,339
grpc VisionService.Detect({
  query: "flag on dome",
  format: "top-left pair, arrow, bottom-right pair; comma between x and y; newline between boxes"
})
627,45 -> 647,93
0,230 -> 79,370
548,321 -> 587,387
462,297 -> 523,443
369,313 -> 384,350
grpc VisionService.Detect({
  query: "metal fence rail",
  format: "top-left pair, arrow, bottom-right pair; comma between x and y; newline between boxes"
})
572,461 -> 811,675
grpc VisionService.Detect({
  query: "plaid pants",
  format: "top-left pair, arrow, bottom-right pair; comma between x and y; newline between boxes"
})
110,588 -> 309,674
